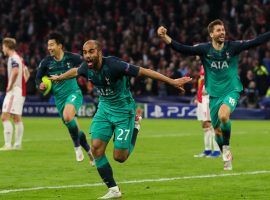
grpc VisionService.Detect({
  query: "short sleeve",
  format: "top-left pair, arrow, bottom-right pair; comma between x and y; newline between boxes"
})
70,53 -> 84,67
77,62 -> 88,77
109,58 -> 140,78
11,58 -> 19,68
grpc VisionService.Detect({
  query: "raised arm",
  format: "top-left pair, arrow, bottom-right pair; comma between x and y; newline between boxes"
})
232,31 -> 270,55
157,26 -> 173,44
157,26 -> 206,56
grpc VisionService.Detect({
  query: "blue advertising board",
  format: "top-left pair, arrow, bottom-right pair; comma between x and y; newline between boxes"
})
0,100 -> 269,119
21,103 -> 96,117
144,103 -> 270,120
145,104 -> 197,119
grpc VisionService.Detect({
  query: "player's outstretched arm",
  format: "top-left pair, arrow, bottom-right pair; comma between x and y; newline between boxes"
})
233,31 -> 270,55
49,68 -> 78,82
138,67 -> 192,92
157,26 -> 205,56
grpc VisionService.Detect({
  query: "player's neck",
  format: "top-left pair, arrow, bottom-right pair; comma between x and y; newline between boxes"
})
7,50 -> 16,57
94,56 -> 103,71
54,50 -> 64,61
212,41 -> 224,51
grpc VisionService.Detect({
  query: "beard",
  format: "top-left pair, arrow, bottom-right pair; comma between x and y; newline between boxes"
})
86,56 -> 99,69
214,35 -> 225,44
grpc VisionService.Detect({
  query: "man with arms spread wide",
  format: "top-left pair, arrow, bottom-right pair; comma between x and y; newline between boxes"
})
50,40 -> 191,199
158,19 -> 270,170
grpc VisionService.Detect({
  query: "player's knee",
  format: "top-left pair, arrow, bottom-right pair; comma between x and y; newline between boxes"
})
202,121 -> 211,128
219,114 -> 229,123
91,145 -> 103,158
214,127 -> 222,135
113,154 -> 128,163
1,113 -> 9,122
114,156 -> 127,163
91,146 -> 98,157
13,115 -> 21,123
13,118 -> 20,123
63,114 -> 73,123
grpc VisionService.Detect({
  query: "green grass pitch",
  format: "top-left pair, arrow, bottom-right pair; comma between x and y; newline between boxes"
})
0,118 -> 270,199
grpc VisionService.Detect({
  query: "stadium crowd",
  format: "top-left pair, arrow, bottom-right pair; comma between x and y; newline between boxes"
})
0,0 -> 270,107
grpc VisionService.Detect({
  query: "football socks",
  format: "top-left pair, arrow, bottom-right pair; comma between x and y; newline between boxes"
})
79,131 -> 90,152
221,120 -> 231,146
14,121 -> 24,147
203,127 -> 212,151
215,134 -> 224,151
3,120 -> 13,147
64,119 -> 80,147
96,155 -> 117,188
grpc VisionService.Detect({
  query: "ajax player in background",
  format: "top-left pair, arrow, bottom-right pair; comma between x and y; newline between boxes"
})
194,65 -> 220,158
1,37 -> 29,151
36,32 -> 94,165
158,19 -> 270,170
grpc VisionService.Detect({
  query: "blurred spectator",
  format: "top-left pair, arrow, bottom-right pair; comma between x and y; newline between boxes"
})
253,60 -> 269,97
0,65 -> 6,95
0,0 -> 269,101
243,81 -> 259,108
263,50 -> 270,72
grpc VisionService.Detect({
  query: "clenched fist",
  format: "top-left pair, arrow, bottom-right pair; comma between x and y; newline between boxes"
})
157,26 -> 171,44
157,26 -> 167,38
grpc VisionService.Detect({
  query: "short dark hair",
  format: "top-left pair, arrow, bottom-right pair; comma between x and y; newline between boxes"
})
207,19 -> 224,34
3,37 -> 16,50
47,32 -> 64,46
83,40 -> 103,51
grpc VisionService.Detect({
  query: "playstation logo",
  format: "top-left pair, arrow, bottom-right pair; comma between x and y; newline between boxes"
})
150,105 -> 164,118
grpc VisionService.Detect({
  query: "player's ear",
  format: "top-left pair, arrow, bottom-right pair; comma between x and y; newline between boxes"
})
98,49 -> 102,57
